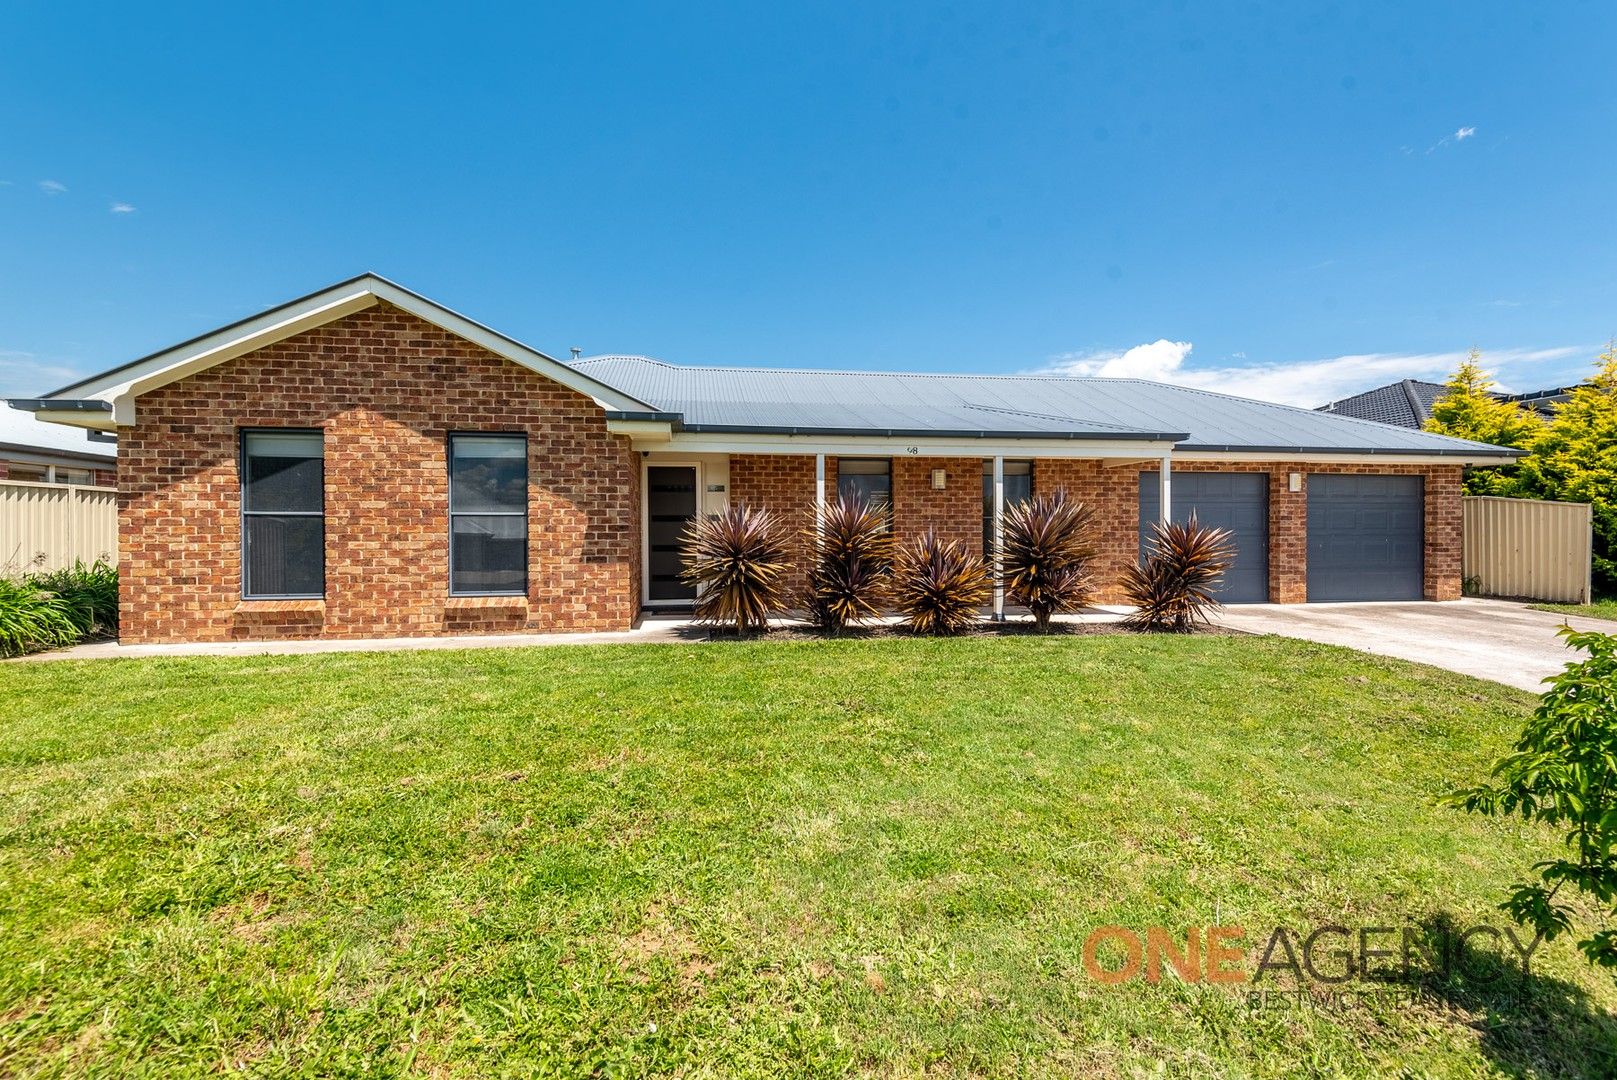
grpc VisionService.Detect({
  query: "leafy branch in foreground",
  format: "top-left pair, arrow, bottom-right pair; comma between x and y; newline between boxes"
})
1445,627 -> 1617,970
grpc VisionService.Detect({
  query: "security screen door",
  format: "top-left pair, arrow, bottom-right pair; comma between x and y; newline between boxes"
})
647,466 -> 698,602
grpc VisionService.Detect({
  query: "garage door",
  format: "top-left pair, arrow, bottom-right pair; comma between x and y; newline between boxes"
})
1306,474 -> 1423,601
1139,472 -> 1269,603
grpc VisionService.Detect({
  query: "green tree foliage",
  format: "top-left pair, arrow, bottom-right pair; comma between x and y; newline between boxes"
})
1424,350 -> 1545,495
1445,628 -> 1617,970
1514,344 -> 1617,596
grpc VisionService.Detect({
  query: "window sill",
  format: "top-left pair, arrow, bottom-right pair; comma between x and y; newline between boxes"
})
445,595 -> 529,609
234,599 -> 326,613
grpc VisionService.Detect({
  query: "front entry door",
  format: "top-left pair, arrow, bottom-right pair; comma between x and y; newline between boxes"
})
646,466 -> 698,603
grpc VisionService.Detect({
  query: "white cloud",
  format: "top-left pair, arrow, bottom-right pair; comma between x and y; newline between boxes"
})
0,349 -> 85,397
1427,126 -> 1479,154
109,202 -> 136,214
38,179 -> 67,195
1031,342 -> 1588,408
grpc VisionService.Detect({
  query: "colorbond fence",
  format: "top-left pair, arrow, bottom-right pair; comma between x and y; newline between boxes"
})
0,479 -> 119,576
1462,495 -> 1593,604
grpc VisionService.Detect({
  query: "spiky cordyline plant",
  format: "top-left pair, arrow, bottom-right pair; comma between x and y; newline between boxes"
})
999,490 -> 1098,633
892,528 -> 991,636
803,494 -> 893,634
679,503 -> 793,634
1121,514 -> 1235,633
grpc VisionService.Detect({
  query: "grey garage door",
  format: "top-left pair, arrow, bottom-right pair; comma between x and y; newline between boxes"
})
1139,472 -> 1269,603
1306,474 -> 1424,601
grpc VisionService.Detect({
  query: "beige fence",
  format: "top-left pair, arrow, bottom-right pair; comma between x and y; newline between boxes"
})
0,480 -> 119,576
1462,495 -> 1592,604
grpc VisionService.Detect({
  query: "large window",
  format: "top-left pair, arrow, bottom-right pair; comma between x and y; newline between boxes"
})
242,431 -> 325,599
449,433 -> 528,596
837,458 -> 891,508
982,460 -> 1033,557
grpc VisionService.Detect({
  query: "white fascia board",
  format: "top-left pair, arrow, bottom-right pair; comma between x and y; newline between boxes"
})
605,418 -> 675,439
630,431 -> 1180,458
43,274 -> 658,426
1171,449 -> 1518,466
32,408 -> 119,432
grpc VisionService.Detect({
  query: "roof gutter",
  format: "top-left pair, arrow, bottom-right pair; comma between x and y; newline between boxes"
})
671,422 -> 1190,441
1178,442 -> 1522,460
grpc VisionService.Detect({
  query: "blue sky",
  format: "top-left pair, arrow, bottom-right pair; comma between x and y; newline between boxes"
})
3,2 -> 1614,406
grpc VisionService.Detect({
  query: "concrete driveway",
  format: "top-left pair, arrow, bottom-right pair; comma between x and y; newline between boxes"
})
1214,598 -> 1607,693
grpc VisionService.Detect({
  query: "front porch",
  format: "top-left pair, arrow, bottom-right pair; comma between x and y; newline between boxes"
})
639,446 -> 1180,614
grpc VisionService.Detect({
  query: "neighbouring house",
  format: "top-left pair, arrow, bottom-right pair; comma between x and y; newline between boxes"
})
0,401 -> 116,486
9,275 -> 1520,644
1317,378 -> 1576,428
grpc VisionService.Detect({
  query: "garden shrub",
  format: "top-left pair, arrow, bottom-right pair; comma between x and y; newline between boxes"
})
1121,515 -> 1234,633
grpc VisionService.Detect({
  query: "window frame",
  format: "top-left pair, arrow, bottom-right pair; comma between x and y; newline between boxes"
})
836,457 -> 893,511
239,427 -> 326,601
447,431 -> 530,598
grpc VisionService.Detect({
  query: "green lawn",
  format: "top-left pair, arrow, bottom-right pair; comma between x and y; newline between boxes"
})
2,636 -> 1614,1078
1530,598 -> 1617,622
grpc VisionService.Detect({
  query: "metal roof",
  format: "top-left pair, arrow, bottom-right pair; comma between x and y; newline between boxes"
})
575,356 -> 1518,457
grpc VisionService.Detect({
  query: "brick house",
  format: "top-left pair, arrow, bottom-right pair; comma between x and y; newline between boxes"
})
10,275 -> 1518,644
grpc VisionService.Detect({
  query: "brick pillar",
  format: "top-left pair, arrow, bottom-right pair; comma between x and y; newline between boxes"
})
1269,469 -> 1307,603
1424,466 -> 1463,600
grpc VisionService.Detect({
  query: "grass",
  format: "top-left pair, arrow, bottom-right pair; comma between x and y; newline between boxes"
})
1,635 -> 1614,1077
1530,598 -> 1617,622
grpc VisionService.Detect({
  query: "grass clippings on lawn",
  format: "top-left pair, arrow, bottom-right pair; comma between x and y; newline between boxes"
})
1,634 -> 1613,1077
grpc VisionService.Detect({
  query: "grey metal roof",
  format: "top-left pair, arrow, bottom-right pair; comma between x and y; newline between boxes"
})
576,356 -> 1518,457
1315,380 -> 1448,428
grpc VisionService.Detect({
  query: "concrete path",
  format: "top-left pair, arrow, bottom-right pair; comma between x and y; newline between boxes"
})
1214,598 -> 1605,693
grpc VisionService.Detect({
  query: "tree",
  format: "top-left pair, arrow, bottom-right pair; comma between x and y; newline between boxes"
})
1514,343 -> 1617,596
1424,350 -> 1545,495
1445,628 -> 1617,970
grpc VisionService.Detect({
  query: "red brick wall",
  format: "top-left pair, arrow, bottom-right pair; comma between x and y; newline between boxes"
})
725,455 -> 1464,605
728,454 -> 819,600
119,303 -> 639,643
893,457 -> 982,557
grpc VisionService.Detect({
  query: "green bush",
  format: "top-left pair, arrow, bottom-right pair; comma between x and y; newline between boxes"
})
1446,627 -> 1617,970
27,559 -> 119,638
0,578 -> 81,658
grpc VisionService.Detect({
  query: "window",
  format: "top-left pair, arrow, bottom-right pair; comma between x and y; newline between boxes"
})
242,431 -> 324,599
449,433 -> 527,596
837,458 -> 891,508
55,467 -> 94,486
982,460 -> 1033,557
7,462 -> 48,483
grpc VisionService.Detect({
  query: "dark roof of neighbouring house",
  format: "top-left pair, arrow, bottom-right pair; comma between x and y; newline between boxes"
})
1315,379 -> 1448,428
1316,378 -> 1582,428
575,356 -> 1518,458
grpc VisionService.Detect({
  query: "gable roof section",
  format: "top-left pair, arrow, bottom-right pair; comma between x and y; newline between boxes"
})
575,356 -> 1518,459
1315,379 -> 1448,428
9,274 -> 661,430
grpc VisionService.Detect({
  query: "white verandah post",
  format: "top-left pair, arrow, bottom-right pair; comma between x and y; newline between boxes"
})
992,455 -> 1005,622
1158,454 -> 1172,524
815,453 -> 826,534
